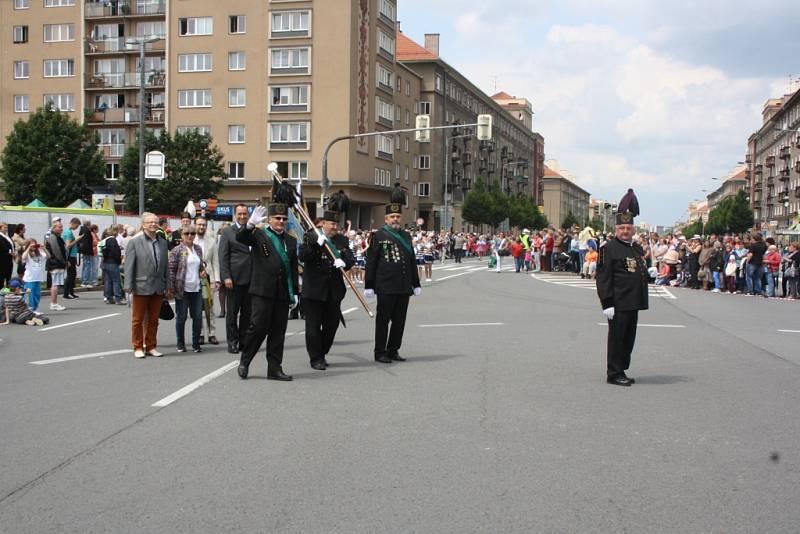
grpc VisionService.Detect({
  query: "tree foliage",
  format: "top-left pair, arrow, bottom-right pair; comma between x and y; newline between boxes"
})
0,104 -> 106,206
508,195 -> 548,230
462,177 -> 546,230
683,219 -> 704,237
461,177 -> 491,227
561,211 -> 580,229
486,180 -> 509,228
704,190 -> 754,235
118,130 -> 225,214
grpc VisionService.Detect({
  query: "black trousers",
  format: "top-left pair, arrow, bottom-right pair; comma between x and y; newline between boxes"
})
304,298 -> 342,362
607,309 -> 638,377
63,257 -> 77,296
240,294 -> 289,371
374,293 -> 410,358
454,249 -> 464,263
0,258 -> 12,289
225,284 -> 251,345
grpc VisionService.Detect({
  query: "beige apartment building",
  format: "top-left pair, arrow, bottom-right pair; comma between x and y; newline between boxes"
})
541,163 -> 590,227
706,165 -> 747,210
1,0 -> 427,228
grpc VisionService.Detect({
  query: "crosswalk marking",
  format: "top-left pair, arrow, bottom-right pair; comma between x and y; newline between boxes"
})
530,273 -> 676,299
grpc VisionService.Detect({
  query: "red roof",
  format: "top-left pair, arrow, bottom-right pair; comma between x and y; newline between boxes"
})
396,31 -> 439,61
543,165 -> 562,178
491,91 -> 513,99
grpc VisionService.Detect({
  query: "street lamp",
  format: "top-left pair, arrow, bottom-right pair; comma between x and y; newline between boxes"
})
125,35 -> 163,215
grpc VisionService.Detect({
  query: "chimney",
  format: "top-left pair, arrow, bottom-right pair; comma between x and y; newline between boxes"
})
424,33 -> 440,56
395,21 -> 401,33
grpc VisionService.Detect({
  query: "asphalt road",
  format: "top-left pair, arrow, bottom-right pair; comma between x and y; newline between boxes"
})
1,259 -> 798,533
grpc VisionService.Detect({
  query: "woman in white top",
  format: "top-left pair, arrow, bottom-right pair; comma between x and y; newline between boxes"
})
167,225 -> 205,353
22,239 -> 48,312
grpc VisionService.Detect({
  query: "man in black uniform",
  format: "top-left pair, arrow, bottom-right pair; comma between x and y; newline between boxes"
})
595,189 -> 649,386
299,210 -> 356,370
236,202 -> 299,381
219,204 -> 252,354
364,202 -> 421,364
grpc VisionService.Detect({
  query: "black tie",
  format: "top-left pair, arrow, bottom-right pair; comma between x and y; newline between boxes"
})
152,240 -> 158,269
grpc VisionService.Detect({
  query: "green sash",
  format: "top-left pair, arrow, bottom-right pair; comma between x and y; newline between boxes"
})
321,233 -> 340,259
264,228 -> 295,298
382,225 -> 415,256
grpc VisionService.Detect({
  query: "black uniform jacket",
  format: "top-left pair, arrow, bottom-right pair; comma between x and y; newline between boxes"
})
298,232 -> 356,302
237,225 -> 299,302
364,227 -> 420,296
219,223 -> 252,286
596,237 -> 649,312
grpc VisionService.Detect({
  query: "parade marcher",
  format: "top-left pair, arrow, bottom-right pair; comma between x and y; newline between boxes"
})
364,186 -> 421,364
194,216 -> 220,345
124,212 -> 169,358
596,189 -> 649,386
236,198 -> 299,381
299,209 -> 355,370
220,205 -> 253,354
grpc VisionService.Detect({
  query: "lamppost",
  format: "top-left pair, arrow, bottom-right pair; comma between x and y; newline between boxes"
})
443,133 -> 474,232
125,35 -> 163,215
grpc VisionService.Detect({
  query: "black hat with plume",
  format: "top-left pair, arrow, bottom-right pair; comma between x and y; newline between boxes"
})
269,176 -> 297,216
615,188 -> 639,225
386,182 -> 407,215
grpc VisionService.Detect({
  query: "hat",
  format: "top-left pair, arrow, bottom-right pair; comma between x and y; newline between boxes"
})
9,279 -> 22,290
387,182 -> 406,214
728,254 -> 737,261
678,236 -> 686,241
323,210 -> 340,223
386,203 -> 403,215
615,188 -> 640,225
523,228 -> 530,234
268,203 -> 288,216
692,234 -> 701,240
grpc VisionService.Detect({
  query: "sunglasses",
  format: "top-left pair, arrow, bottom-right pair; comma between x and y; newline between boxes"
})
272,216 -> 288,221
182,232 -> 196,236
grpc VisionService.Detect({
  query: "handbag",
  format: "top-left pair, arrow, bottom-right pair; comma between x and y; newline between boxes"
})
159,299 -> 175,321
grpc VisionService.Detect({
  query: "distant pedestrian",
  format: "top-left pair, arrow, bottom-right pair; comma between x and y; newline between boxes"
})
21,239 -> 47,311
101,226 -> 124,305
167,224 -> 205,353
45,220 -> 68,311
62,218 -> 84,299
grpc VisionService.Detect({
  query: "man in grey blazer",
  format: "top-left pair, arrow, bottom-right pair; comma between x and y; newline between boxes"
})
219,203 -> 252,354
124,212 -> 169,358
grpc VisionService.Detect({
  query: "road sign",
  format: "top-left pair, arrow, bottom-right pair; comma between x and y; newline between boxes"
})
145,150 -> 165,179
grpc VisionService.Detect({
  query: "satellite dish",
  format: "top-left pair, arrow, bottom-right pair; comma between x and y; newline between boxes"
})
267,162 -> 278,173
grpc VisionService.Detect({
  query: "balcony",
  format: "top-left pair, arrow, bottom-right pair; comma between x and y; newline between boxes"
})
86,72 -> 166,90
766,176 -> 775,186
480,140 -> 496,153
451,151 -> 460,161
754,164 -> 763,174
780,167 -> 790,180
766,155 -> 776,167
462,153 -> 472,166
796,134 -> 800,149
487,162 -> 496,174
795,186 -> 800,198
779,146 -> 791,159
796,160 -> 800,173
753,182 -> 762,192
86,107 -> 164,125
85,1 -> 165,18
100,144 -> 127,158
85,37 -> 165,55
745,153 -> 752,163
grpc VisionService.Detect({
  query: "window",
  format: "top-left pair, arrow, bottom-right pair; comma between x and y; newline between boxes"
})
405,80 -> 411,96
290,161 -> 308,179
228,162 -> 245,179
14,95 -> 29,113
270,85 -> 309,110
395,136 -> 401,150
376,97 -> 393,123
13,61 -> 29,79
229,15 -> 246,34
395,163 -> 401,180
376,135 -> 393,158
43,59 -> 75,77
405,167 -> 410,182
396,74 -> 401,92
136,21 -> 165,39
176,125 -> 211,136
270,47 -> 310,74
179,17 -> 213,36
435,75 -> 443,92
418,182 -> 430,197
178,53 -> 212,72
228,125 -> 245,144
228,51 -> 246,70
178,89 -> 212,108
43,24 -> 75,42
13,26 -> 29,43
419,101 -> 431,115
404,137 -> 409,153
105,163 -> 120,180
269,122 -> 309,149
378,30 -> 395,57
376,64 -> 393,91
271,11 -> 310,36
374,168 -> 391,186
419,155 -> 431,170
45,0 -> 75,5
14,0 -> 28,9
379,0 -> 395,22
44,93 -> 75,111
405,109 -> 410,126
228,88 -> 246,107
395,104 -> 401,124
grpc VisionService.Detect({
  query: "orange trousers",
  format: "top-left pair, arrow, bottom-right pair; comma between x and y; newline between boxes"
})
131,294 -> 164,351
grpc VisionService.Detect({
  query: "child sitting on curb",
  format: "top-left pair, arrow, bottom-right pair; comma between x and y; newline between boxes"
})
1,279 -> 49,326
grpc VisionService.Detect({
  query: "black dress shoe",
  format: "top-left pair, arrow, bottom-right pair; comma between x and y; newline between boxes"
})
374,355 -> 393,364
208,336 -> 219,345
267,369 -> 293,381
321,358 -> 329,368
389,353 -> 406,362
227,343 -> 238,354
198,336 -> 205,345
237,364 -> 248,379
606,375 -> 633,386
310,360 -> 326,370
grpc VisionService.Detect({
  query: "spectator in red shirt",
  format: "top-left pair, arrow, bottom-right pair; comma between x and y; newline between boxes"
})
511,238 -> 525,273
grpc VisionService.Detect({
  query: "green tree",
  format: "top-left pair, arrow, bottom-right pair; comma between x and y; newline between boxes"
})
683,218 -> 703,237
0,104 -> 105,206
118,130 -> 225,214
726,189 -> 754,234
561,211 -> 580,229
486,180 -> 510,228
462,176 -> 491,227
508,195 -> 548,230
588,216 -> 606,232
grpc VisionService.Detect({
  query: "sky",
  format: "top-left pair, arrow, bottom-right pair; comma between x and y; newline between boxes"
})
397,0 -> 800,226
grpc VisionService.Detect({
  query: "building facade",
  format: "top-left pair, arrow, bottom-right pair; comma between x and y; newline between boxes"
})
745,89 -> 800,236
706,165 -> 747,210
541,163 -> 590,227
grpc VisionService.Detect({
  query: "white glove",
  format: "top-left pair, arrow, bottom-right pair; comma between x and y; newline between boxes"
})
316,232 -> 327,247
364,289 -> 375,298
413,287 -> 422,297
602,307 -> 615,321
247,206 -> 267,228
333,258 -> 346,269
290,295 -> 300,310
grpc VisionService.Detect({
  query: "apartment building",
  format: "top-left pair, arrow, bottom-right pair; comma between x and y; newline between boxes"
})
396,30 -> 544,231
541,163 -> 590,227
745,89 -> 800,236
706,165 -> 747,210
2,0 -> 424,227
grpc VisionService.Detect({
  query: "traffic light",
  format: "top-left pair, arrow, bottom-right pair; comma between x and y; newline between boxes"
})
415,114 -> 431,143
477,114 -> 492,141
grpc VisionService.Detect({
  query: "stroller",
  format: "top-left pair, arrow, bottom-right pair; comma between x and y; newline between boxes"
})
553,252 -> 573,272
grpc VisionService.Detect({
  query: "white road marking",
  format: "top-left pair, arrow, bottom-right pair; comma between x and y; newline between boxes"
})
595,323 -> 686,328
443,265 -> 476,271
777,329 -> 800,333
531,274 -> 676,299
418,322 -> 504,328
342,307 -> 358,315
29,349 -> 129,365
38,313 -> 121,332
434,271 -> 475,282
152,360 -> 238,407
286,330 -> 305,337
